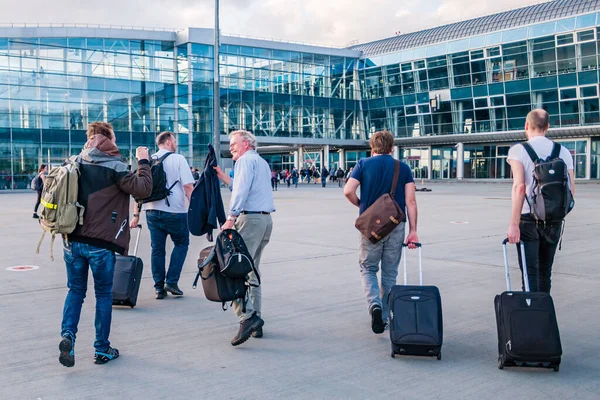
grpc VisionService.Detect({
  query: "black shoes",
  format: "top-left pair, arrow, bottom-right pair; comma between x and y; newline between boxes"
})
252,326 -> 263,338
33,213 -> 39,219
94,347 -> 119,364
231,313 -> 264,346
155,288 -> 167,299
165,283 -> 183,296
370,305 -> 386,334
58,334 -> 75,368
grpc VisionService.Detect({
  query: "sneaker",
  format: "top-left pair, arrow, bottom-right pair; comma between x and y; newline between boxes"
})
94,347 -> 119,365
155,288 -> 167,299
165,283 -> 183,296
370,305 -> 386,334
58,334 -> 75,368
251,326 -> 263,338
231,313 -> 264,346
33,213 -> 39,219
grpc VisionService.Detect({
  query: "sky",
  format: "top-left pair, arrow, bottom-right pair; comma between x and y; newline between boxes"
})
3,0 -> 548,47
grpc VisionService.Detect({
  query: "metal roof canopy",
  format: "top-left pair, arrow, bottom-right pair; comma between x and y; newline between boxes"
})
352,0 -> 600,56
394,126 -> 600,147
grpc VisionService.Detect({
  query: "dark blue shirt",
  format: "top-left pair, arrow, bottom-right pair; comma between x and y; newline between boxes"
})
351,155 -> 414,215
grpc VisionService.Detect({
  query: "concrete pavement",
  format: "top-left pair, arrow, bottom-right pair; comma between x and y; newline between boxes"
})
0,182 -> 599,399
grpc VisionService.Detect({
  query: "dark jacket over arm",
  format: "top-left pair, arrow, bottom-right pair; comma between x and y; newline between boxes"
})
188,144 -> 226,241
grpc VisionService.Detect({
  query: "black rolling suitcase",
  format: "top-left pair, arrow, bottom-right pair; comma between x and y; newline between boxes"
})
112,225 -> 144,308
389,243 -> 443,360
495,239 -> 562,371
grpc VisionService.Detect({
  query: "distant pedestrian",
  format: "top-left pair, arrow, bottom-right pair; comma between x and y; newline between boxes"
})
32,164 -> 47,218
321,166 -> 329,188
291,167 -> 299,188
336,168 -> 345,187
271,171 -> 278,191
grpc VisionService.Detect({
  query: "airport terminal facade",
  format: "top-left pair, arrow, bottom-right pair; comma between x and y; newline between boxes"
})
1,0 -> 600,189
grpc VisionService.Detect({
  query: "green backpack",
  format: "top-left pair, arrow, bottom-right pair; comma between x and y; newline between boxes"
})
36,156 -> 85,260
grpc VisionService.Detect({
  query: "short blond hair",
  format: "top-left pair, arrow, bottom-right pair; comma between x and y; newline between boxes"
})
527,109 -> 549,131
229,130 -> 257,149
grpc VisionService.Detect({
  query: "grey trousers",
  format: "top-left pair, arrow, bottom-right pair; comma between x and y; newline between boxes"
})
233,213 -> 273,321
358,223 -> 406,322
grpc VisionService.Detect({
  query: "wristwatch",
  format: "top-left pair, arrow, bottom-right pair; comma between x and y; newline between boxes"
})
227,215 -> 237,221
133,214 -> 140,217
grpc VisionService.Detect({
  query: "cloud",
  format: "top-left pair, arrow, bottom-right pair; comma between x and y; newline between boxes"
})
395,9 -> 411,18
3,0 -> 550,47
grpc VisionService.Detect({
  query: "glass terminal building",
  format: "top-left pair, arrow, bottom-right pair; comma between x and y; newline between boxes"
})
1,0 -> 600,189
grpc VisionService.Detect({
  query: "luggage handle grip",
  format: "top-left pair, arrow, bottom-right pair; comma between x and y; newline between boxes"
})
132,224 -> 142,257
502,238 -> 529,293
403,243 -> 423,286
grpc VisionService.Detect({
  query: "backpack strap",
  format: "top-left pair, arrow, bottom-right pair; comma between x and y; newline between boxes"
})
158,152 -> 173,163
390,160 -> 401,196
550,142 -> 561,159
521,142 -> 540,163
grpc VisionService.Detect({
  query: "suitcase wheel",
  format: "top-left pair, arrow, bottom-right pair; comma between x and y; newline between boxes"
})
552,365 -> 559,372
498,356 -> 504,370
130,305 -> 135,308
436,352 -> 442,361
391,352 -> 395,358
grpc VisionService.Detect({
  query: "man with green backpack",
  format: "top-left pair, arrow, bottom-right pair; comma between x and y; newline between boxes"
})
39,122 -> 152,368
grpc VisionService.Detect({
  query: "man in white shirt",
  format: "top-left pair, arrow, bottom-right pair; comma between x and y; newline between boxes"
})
506,109 -> 575,293
131,132 -> 195,299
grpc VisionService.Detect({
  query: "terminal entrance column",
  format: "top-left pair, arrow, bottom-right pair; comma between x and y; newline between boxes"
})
457,142 -> 464,179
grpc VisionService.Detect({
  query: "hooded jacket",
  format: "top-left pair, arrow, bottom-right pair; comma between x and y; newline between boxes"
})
188,144 -> 226,241
68,135 -> 152,255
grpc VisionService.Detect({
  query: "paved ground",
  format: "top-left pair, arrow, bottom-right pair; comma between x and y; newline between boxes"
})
0,181 -> 599,400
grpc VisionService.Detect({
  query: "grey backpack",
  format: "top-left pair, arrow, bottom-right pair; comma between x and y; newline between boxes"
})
522,142 -> 574,222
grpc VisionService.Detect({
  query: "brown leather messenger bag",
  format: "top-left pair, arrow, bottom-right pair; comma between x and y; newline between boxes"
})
354,160 -> 405,244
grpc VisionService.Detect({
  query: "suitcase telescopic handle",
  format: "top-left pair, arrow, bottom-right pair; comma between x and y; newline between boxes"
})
402,242 -> 423,286
132,224 -> 142,257
502,238 -> 529,293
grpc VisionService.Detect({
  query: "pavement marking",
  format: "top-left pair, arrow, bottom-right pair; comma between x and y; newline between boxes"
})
450,221 -> 469,224
6,265 -> 40,271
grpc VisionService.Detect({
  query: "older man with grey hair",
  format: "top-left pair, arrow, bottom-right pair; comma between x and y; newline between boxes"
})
214,130 -> 275,346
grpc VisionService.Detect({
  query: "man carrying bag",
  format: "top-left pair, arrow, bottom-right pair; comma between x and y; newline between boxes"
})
344,130 -> 419,334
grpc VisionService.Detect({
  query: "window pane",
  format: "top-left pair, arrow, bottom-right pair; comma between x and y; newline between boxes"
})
474,98 -> 488,108
491,96 -> 504,106
556,34 -> 574,46
581,86 -> 598,98
560,88 -> 577,100
577,30 -> 595,42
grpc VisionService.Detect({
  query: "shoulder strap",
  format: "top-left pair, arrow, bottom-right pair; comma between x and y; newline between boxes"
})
550,142 -> 561,159
158,152 -> 173,163
521,142 -> 540,163
390,160 -> 400,196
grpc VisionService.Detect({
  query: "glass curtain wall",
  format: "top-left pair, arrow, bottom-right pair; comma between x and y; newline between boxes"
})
0,37 -> 177,188
219,45 -> 364,141
359,13 -> 600,138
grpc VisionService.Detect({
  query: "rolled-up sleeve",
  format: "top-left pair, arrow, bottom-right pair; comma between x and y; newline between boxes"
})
228,158 -> 254,216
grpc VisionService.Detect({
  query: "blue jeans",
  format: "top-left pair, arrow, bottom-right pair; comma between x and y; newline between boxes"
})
146,210 -> 190,290
358,223 -> 406,322
61,241 -> 116,352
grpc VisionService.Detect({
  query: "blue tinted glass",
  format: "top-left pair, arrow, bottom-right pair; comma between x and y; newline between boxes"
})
558,73 -> 577,87
486,32 -> 502,46
413,47 -> 427,60
576,13 -> 596,29
556,17 -> 576,34
469,35 -> 486,49
426,43 -> 447,57
369,56 -> 383,66
578,70 -> 597,85
529,21 -> 556,38
447,38 -> 469,53
502,28 -> 528,43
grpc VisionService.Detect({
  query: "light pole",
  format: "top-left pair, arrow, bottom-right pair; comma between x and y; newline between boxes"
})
213,0 -> 221,163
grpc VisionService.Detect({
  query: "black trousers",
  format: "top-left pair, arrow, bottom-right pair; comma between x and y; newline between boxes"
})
34,190 -> 42,213
516,215 -> 562,293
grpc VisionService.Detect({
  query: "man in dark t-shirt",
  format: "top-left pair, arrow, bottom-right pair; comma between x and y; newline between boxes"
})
344,130 -> 419,335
